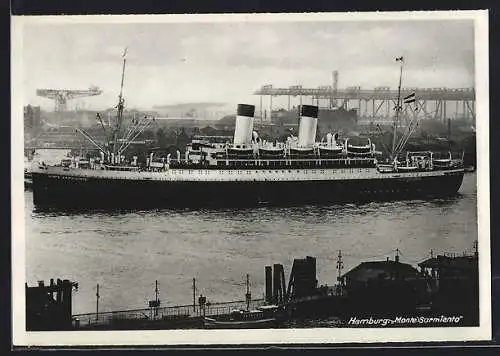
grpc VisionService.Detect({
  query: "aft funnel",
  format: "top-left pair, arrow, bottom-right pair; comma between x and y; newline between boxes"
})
233,104 -> 255,145
298,105 -> 319,147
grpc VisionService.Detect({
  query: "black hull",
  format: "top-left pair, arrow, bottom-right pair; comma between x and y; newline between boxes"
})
31,171 -> 464,210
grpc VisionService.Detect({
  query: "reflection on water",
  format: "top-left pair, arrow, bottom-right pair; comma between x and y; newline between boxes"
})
25,174 -> 477,314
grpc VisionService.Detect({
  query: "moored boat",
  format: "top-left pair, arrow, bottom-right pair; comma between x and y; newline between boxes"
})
203,305 -> 282,329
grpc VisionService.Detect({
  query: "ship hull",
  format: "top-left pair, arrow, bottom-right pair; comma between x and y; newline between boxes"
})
31,167 -> 464,210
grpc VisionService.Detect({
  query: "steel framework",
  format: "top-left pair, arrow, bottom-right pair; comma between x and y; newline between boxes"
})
36,86 -> 103,111
254,85 -> 475,123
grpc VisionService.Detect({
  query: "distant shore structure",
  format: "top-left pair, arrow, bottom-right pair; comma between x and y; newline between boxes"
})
36,86 -> 103,112
254,71 -> 474,123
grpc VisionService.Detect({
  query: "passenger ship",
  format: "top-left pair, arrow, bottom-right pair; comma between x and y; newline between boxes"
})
31,54 -> 465,209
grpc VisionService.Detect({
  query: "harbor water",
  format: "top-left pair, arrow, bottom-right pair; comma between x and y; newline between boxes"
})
25,173 -> 478,315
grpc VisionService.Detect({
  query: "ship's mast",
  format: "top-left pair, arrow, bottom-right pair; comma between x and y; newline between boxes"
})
245,273 -> 251,311
113,47 -> 128,162
75,48 -> 154,164
392,56 -> 404,162
336,250 -> 344,282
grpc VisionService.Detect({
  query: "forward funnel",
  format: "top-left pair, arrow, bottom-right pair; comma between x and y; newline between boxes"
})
298,105 -> 319,147
233,104 -> 255,145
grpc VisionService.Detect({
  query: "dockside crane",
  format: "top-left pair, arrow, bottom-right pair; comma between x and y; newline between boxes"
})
36,86 -> 103,111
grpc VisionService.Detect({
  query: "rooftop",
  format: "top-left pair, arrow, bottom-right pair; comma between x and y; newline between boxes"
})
342,259 -> 419,283
418,254 -> 478,272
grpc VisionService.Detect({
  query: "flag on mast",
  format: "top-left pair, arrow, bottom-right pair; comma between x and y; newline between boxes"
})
403,92 -> 416,104
396,56 -> 404,62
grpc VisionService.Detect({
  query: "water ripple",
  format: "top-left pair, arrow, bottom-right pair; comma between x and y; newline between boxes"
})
25,174 -> 477,314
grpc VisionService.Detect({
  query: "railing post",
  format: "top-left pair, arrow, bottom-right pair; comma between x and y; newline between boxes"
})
96,283 -> 100,322
192,278 -> 196,313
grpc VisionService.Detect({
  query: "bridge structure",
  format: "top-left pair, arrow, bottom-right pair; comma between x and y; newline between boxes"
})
36,86 -> 103,112
254,85 -> 475,124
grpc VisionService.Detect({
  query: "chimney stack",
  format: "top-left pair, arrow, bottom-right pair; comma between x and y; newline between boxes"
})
233,104 -> 255,146
297,105 -> 319,147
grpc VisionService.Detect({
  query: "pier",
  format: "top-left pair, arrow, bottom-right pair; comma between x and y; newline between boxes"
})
25,245 -> 479,331
72,299 -> 266,330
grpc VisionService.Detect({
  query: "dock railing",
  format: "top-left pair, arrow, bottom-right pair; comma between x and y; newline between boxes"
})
73,298 -> 266,329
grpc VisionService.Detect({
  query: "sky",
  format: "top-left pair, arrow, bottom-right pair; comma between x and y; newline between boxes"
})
21,18 -> 475,112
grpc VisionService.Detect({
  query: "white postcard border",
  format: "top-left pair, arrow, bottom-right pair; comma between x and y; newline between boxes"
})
11,10 -> 491,346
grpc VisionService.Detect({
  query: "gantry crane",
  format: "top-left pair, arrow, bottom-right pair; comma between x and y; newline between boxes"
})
36,86 -> 103,111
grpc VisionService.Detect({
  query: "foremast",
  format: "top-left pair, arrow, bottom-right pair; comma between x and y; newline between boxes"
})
112,47 -> 128,161
76,48 -> 155,165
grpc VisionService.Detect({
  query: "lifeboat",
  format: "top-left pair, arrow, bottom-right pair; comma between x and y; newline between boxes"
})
289,146 -> 315,159
259,146 -> 285,158
346,137 -> 372,156
377,164 -> 395,173
432,158 -> 452,168
227,146 -> 254,159
397,165 -> 419,172
318,145 -> 344,157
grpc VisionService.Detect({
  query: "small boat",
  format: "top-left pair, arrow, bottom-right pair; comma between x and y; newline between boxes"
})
203,315 -> 276,329
259,146 -> 285,158
397,165 -> 419,172
433,158 -> 452,166
347,145 -> 371,154
289,147 -> 316,158
377,164 -> 395,173
227,146 -> 254,158
318,145 -> 344,156
346,137 -> 373,156
203,305 -> 281,329
289,146 -> 315,152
